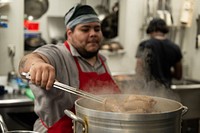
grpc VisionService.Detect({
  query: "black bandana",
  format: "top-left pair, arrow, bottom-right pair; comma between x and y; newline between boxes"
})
64,4 -> 100,28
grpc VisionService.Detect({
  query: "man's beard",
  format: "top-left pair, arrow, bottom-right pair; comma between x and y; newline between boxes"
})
76,48 -> 99,59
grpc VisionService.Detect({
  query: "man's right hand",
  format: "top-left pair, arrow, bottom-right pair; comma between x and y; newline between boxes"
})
29,62 -> 55,90
19,53 -> 56,90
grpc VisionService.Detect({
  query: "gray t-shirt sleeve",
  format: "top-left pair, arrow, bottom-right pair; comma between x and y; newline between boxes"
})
34,44 -> 66,76
34,43 -> 78,83
31,43 -> 78,127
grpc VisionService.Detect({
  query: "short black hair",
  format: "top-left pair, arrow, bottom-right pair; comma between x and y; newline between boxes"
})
146,18 -> 169,34
65,26 -> 75,40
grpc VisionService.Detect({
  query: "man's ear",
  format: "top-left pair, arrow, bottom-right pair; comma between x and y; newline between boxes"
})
66,28 -> 72,39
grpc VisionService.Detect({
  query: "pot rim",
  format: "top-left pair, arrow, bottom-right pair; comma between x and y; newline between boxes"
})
75,94 -> 185,121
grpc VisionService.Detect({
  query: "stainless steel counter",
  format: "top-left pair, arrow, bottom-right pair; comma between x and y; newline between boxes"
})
171,79 -> 200,120
0,93 -> 33,107
0,93 -> 37,131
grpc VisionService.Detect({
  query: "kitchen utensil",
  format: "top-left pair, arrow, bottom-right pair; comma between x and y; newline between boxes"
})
21,72 -> 104,104
53,81 -> 105,104
101,2 -> 119,39
95,0 -> 110,22
65,94 -> 188,133
21,72 -> 124,112
0,119 -> 38,133
24,0 -> 49,20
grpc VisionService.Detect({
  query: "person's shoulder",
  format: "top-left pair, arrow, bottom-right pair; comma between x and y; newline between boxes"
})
34,43 -> 68,54
150,38 -> 162,43
141,38 -> 156,47
138,39 -> 150,47
165,39 -> 181,49
140,39 -> 149,44
35,43 -> 64,48
51,43 -> 68,50
143,38 -> 158,43
56,43 -> 67,48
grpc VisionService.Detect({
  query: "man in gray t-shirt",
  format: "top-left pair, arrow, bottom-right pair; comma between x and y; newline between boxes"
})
19,4 -> 120,133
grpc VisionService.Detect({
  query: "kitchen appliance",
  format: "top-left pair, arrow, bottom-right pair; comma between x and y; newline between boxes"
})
0,120 -> 38,133
171,79 -> 200,132
65,94 -> 188,133
0,93 -> 37,131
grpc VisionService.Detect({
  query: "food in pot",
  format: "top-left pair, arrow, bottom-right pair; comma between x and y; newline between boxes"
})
103,97 -> 125,112
123,95 -> 157,113
103,95 -> 158,113
73,94 -> 186,133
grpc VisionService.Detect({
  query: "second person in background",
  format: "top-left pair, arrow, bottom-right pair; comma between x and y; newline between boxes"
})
135,18 -> 183,88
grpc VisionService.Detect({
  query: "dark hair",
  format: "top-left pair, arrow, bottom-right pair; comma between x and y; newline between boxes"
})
146,18 -> 169,34
65,26 -> 76,40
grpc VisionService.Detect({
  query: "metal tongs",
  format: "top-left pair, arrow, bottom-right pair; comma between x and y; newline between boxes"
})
21,72 -> 105,104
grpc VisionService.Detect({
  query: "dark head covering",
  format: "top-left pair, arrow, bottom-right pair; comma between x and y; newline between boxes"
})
146,18 -> 169,34
64,4 -> 100,29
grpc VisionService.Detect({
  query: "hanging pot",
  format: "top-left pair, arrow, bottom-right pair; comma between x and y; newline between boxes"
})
101,2 -> 119,39
24,0 -> 49,20
95,0 -> 110,22
101,12 -> 118,39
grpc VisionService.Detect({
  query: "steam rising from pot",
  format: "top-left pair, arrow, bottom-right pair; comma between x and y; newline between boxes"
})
113,48 -> 180,102
118,76 -> 180,101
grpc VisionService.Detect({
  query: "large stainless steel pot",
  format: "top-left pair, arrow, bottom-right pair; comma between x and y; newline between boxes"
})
65,94 -> 188,133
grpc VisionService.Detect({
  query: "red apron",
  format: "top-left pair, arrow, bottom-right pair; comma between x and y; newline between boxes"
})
46,41 -> 120,133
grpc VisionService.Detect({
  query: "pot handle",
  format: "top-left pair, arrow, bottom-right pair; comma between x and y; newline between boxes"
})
181,106 -> 188,116
64,110 -> 87,133
0,121 -> 6,133
0,115 -> 8,133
